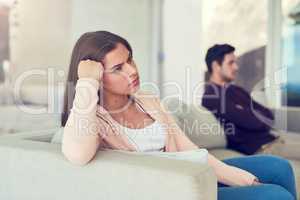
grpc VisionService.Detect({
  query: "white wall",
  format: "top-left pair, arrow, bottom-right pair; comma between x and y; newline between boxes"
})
266,0 -> 283,108
9,0 -> 206,105
9,0 -> 156,86
8,0 -> 159,109
9,0 -> 72,85
70,0 -> 154,83
162,0 -> 204,104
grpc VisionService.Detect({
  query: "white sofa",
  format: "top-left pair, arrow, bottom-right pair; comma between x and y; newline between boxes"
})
1,97 -> 300,199
0,128 -> 217,200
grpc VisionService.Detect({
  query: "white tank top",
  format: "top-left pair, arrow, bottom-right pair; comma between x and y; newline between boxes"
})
113,101 -> 167,152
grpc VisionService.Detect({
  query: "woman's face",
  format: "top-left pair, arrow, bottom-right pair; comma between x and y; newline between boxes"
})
102,43 -> 140,95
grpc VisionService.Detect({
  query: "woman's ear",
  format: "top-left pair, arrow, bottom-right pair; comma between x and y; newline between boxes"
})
97,88 -> 104,106
99,80 -> 103,87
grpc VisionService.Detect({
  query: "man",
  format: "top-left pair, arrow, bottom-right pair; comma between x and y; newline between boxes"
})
202,44 -> 299,159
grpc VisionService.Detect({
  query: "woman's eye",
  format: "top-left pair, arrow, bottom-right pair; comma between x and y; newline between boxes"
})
114,66 -> 122,71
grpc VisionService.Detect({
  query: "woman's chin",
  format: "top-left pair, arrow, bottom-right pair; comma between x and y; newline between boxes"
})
129,84 -> 140,93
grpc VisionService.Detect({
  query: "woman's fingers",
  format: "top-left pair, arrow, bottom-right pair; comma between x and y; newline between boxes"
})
252,177 -> 262,185
252,180 -> 262,185
78,60 -> 104,81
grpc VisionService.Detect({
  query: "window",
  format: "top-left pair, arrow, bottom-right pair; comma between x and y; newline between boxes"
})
202,0 -> 268,93
282,0 -> 300,106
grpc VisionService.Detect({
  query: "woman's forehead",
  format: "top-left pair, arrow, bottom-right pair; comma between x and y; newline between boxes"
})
103,43 -> 130,69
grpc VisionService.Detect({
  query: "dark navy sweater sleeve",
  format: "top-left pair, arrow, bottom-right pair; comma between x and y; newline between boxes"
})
202,84 -> 272,132
202,83 -> 276,154
232,85 -> 274,120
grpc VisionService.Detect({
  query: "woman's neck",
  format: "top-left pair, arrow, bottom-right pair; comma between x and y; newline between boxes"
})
101,90 -> 133,114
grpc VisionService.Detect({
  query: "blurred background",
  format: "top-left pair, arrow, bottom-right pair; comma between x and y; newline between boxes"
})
0,0 -> 299,134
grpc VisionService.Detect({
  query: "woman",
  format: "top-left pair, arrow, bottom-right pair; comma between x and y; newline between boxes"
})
61,31 -> 297,200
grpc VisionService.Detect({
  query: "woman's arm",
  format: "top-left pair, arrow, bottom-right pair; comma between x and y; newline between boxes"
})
208,153 -> 258,186
154,96 -> 258,186
62,60 -> 104,166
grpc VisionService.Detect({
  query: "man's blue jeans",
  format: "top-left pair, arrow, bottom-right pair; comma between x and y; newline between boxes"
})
218,155 -> 297,200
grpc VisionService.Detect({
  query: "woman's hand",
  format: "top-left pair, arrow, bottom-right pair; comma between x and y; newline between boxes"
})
207,153 -> 262,187
77,59 -> 104,81
231,166 -> 260,186
252,177 -> 262,185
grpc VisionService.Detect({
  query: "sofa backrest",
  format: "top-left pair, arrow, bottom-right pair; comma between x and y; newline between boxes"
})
50,98 -> 228,149
162,98 -> 227,149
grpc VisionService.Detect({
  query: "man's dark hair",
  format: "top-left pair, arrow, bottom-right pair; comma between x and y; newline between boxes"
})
205,44 -> 235,74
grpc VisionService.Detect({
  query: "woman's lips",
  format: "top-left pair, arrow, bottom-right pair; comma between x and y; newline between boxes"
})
130,77 -> 139,86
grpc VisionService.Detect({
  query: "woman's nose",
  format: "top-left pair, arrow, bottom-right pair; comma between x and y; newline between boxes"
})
124,62 -> 137,76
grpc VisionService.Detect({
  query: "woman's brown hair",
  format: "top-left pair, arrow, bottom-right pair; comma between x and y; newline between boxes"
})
61,31 -> 132,126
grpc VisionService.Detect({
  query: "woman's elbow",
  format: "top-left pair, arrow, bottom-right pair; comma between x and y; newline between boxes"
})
62,145 -> 95,166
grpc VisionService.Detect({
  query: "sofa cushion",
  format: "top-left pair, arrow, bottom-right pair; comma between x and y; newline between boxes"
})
0,105 -> 60,134
51,127 -> 63,144
162,98 -> 227,149
20,84 -> 64,113
209,149 -> 245,160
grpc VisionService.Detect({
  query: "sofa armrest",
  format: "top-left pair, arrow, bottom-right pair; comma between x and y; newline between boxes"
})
0,128 -> 57,142
0,138 -> 217,200
272,106 -> 300,133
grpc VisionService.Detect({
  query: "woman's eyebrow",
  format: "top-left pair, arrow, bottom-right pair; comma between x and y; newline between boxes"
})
110,54 -> 131,70
111,62 -> 124,69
